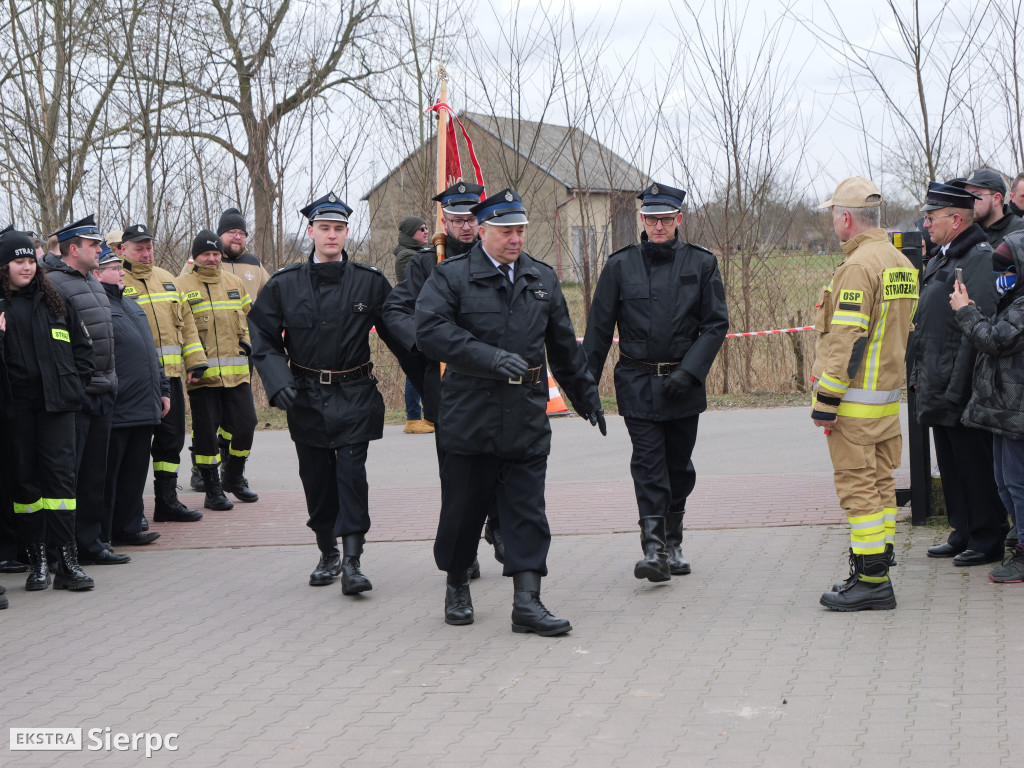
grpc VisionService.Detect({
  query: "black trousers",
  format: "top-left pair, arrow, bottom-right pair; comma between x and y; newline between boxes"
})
294,442 -> 370,537
152,377 -> 186,476
932,424 -> 1008,553
623,415 -> 699,519
10,407 -> 77,545
433,425 -> 500,530
188,383 -> 257,467
75,392 -> 115,556
0,424 -> 18,560
434,452 -> 549,577
105,425 -> 156,541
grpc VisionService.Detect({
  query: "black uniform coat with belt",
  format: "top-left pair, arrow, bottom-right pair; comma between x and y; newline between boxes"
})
908,224 -> 997,427
414,243 -> 600,460
384,236 -> 476,423
248,252 -> 410,449
103,282 -> 169,429
0,283 -> 95,418
583,237 -> 729,420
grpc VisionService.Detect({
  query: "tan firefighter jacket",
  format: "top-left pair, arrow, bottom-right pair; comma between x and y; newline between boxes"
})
122,259 -> 207,378
812,228 -> 919,444
178,264 -> 252,390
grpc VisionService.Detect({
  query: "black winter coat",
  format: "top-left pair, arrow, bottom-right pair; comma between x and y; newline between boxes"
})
103,282 -> 169,428
958,236 -> 1024,438
909,224 -> 998,427
583,238 -> 729,420
0,282 -> 94,417
43,253 -> 117,396
982,209 -> 1024,249
415,244 -> 600,459
248,253 -> 410,448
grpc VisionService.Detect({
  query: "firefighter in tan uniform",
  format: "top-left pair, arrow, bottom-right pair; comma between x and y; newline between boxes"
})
812,178 -> 918,611
117,224 -> 208,523
178,230 -> 258,511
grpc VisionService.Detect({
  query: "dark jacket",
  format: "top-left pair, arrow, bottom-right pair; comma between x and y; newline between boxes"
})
43,253 -> 117,396
103,282 -> 169,429
415,244 -> 600,459
0,282 -> 95,417
248,252 -> 411,448
583,238 -> 729,420
981,208 -> 1024,249
909,224 -> 998,426
392,234 -> 435,284
958,232 -> 1024,438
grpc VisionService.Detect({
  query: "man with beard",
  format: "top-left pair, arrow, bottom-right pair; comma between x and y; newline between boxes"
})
383,182 -> 505,565
960,169 -> 1024,249
584,183 -> 729,583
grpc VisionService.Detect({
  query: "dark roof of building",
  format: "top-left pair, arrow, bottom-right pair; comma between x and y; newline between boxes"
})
362,112 -> 647,200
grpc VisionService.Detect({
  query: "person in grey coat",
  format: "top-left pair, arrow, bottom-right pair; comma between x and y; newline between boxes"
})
952,231 -> 1024,582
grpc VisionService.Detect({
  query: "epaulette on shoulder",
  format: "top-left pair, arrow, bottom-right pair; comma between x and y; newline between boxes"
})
437,251 -> 469,266
685,242 -> 714,256
272,262 -> 304,277
350,260 -> 384,275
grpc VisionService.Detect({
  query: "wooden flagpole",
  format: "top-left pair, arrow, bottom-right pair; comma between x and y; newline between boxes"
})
433,63 -> 449,262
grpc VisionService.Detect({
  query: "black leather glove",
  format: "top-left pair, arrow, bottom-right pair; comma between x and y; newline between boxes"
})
663,368 -> 697,400
589,408 -> 607,436
271,385 -> 298,411
239,340 -> 252,357
490,349 -> 529,379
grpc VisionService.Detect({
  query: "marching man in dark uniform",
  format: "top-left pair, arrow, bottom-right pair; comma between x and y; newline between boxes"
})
384,181 -> 506,566
584,183 -> 729,582
415,188 -> 606,635
248,193 -> 410,595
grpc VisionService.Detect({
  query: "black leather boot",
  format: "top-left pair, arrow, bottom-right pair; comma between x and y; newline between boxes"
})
153,475 -> 204,521
484,516 -> 505,564
820,552 -> 896,611
189,447 -> 205,492
445,572 -> 474,625
25,542 -> 50,591
468,558 -> 481,580
340,534 -> 372,595
665,510 -> 692,575
832,545 -> 898,592
53,542 -> 95,591
221,455 -> 259,502
511,571 -> 571,636
634,516 -> 671,582
309,530 -> 341,586
200,468 -> 234,511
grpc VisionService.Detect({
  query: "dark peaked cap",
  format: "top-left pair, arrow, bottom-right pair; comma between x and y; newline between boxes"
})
301,192 -> 352,223
52,214 -> 103,243
433,182 -> 485,215
920,181 -> 981,211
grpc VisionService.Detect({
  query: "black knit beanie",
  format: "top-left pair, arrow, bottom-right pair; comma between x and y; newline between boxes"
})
192,229 -> 224,259
217,208 -> 248,236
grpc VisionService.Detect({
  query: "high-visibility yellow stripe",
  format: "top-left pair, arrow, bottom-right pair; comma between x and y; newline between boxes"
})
183,343 -> 204,356
196,454 -> 220,466
189,300 -> 246,314
153,461 -> 179,473
13,498 -> 43,514
819,373 -> 850,394
862,301 -> 889,390
831,311 -> 870,329
228,446 -> 250,457
41,498 -> 76,511
217,427 -> 233,441
859,574 -> 889,583
843,387 -> 902,404
836,400 -> 901,419
159,354 -> 183,366
202,365 -> 250,377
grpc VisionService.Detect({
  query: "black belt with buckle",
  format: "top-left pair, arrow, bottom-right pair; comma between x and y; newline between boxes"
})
618,353 -> 679,377
291,361 -> 374,384
446,364 -> 545,385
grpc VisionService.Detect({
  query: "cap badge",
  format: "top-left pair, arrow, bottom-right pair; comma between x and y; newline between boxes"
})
136,225 -> 143,232
328,193 -> 337,203
504,191 -> 513,202
458,184 -> 466,193
651,184 -> 659,195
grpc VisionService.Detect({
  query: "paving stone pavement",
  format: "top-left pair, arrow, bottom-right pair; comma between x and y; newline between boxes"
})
1,408 -> 1019,767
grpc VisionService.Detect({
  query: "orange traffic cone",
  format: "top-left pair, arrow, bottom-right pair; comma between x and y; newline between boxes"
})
546,374 -> 569,416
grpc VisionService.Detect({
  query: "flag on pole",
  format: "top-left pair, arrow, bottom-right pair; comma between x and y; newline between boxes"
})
425,101 -> 485,195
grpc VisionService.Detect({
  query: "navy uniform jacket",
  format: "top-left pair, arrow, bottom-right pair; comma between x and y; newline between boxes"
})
248,253 -> 409,449
908,224 -> 997,427
583,238 -> 729,420
414,244 -> 600,459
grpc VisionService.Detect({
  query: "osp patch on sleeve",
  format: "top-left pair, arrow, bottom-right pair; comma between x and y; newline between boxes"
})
882,268 -> 919,300
837,289 -> 864,311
